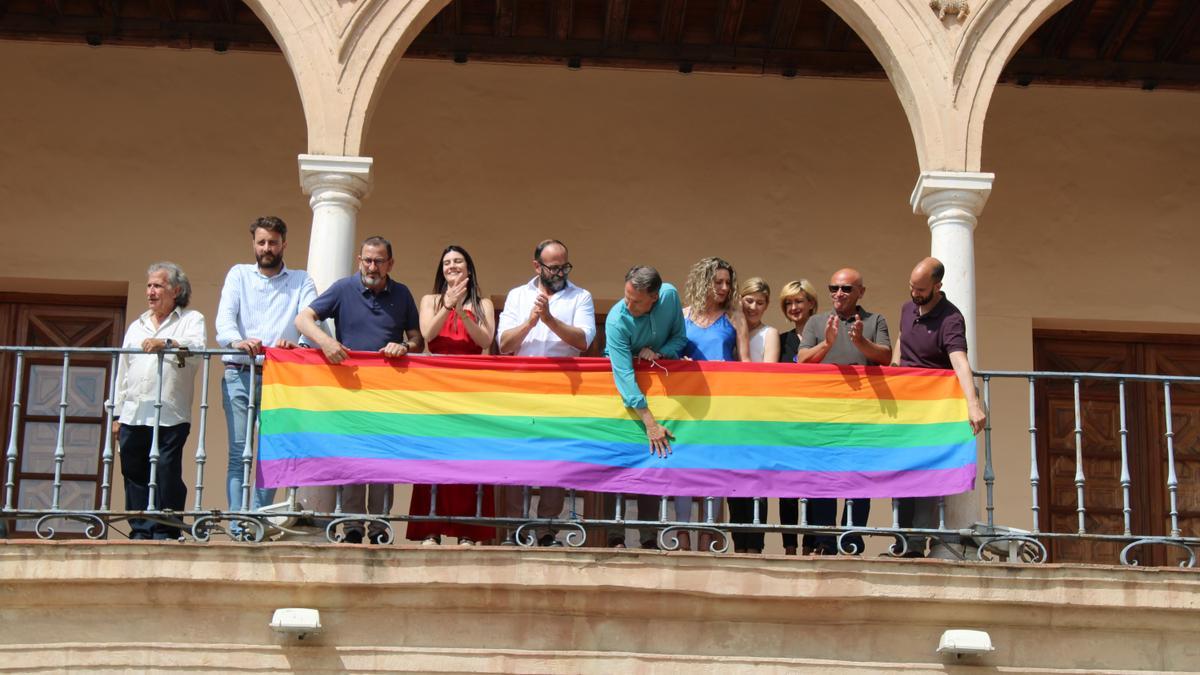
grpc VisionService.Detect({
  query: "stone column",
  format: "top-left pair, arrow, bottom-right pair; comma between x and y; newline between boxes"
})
910,171 -> 994,559
298,154 -> 374,292
910,171 -> 993,361
293,154 -> 373,522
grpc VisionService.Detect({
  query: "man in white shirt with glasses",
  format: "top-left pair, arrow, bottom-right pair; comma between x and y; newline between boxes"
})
497,239 -> 596,545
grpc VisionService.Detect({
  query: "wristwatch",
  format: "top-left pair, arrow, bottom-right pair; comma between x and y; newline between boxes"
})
164,338 -> 176,349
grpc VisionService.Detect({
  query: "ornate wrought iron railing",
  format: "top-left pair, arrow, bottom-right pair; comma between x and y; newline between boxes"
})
1,346 -> 1196,567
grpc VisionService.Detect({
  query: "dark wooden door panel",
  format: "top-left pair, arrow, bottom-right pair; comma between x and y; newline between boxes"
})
1144,343 -> 1200,565
0,298 -> 125,538
1035,331 -> 1200,565
1036,336 -> 1146,562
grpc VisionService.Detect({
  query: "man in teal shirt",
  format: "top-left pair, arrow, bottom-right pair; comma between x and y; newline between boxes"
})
605,266 -> 687,548
604,265 -> 688,455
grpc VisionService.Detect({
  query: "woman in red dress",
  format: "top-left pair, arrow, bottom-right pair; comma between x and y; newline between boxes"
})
406,245 -> 498,545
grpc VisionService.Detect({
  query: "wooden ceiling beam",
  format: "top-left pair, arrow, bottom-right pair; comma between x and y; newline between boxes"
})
41,0 -> 62,20
1156,0 -> 1200,62
0,14 -> 272,43
1005,54 -> 1200,87
152,0 -> 177,22
661,0 -> 687,45
823,10 -> 849,51
1041,0 -> 1094,59
1099,0 -> 1153,61
604,0 -> 628,46
716,0 -> 745,46
554,0 -> 572,40
409,31 -> 882,71
768,0 -> 801,50
495,0 -> 514,37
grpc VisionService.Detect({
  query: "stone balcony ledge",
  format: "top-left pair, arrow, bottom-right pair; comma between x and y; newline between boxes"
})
2,542 -> 1198,672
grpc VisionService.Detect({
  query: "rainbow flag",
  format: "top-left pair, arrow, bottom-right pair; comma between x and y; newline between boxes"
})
258,349 -> 976,498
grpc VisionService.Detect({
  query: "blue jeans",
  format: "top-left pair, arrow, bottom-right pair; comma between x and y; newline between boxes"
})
221,367 -> 275,513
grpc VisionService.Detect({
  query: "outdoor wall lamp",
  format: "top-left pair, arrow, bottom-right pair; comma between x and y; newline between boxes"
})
937,629 -> 994,658
270,608 -> 322,640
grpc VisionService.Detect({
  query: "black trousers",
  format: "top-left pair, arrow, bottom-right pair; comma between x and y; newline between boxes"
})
727,497 -> 766,550
779,498 -> 800,549
808,497 -> 870,554
897,496 -> 937,554
119,423 -> 190,540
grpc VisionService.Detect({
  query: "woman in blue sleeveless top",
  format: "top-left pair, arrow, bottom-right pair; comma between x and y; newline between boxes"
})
678,256 -> 749,552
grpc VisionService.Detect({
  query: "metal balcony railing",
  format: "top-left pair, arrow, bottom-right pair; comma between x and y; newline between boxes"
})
1,346 -> 1196,566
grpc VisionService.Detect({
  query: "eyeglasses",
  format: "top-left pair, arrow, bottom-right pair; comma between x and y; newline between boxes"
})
540,262 -> 573,275
828,284 -> 856,294
359,257 -> 390,268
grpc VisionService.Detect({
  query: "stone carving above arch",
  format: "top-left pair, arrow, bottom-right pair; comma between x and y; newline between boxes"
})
931,0 -> 970,22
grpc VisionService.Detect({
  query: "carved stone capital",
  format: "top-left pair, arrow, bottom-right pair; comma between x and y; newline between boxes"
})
298,154 -> 374,209
910,170 -> 994,228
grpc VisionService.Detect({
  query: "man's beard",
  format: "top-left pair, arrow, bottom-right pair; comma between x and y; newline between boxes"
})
257,252 -> 283,270
541,273 -> 567,293
912,292 -> 933,306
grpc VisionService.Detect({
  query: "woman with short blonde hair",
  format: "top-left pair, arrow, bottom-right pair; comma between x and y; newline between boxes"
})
776,278 -> 818,555
778,279 -> 818,365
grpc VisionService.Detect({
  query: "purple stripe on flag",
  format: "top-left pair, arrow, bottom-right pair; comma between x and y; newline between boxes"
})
259,458 -> 975,499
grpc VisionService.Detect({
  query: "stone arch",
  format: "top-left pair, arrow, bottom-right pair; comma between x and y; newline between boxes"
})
821,0 -> 1071,171
240,0 -> 452,156
242,0 -> 1073,171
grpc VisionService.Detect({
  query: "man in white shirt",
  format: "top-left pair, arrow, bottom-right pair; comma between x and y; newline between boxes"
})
497,239 -> 596,545
113,262 -> 206,540
215,217 -> 316,523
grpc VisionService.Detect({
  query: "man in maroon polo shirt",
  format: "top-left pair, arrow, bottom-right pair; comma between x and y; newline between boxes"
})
892,257 -> 987,557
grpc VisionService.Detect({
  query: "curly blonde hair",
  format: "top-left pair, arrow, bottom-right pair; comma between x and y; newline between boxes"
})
684,256 -> 738,320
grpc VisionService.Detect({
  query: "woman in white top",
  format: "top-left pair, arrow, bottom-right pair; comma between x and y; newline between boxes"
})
740,277 -> 780,363
727,277 -> 779,553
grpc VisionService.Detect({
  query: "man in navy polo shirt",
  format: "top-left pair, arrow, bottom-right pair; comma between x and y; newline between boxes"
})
892,256 -> 986,557
296,235 -> 424,544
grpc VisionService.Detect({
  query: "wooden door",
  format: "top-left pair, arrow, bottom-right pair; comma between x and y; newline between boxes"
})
1034,331 -> 1200,565
1144,343 -> 1200,566
0,294 -> 125,538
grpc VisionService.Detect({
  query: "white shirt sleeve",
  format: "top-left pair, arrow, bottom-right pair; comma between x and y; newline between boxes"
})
178,309 -> 208,350
575,289 -> 597,349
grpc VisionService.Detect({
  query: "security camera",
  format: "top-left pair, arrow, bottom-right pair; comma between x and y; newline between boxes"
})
270,608 -> 322,640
